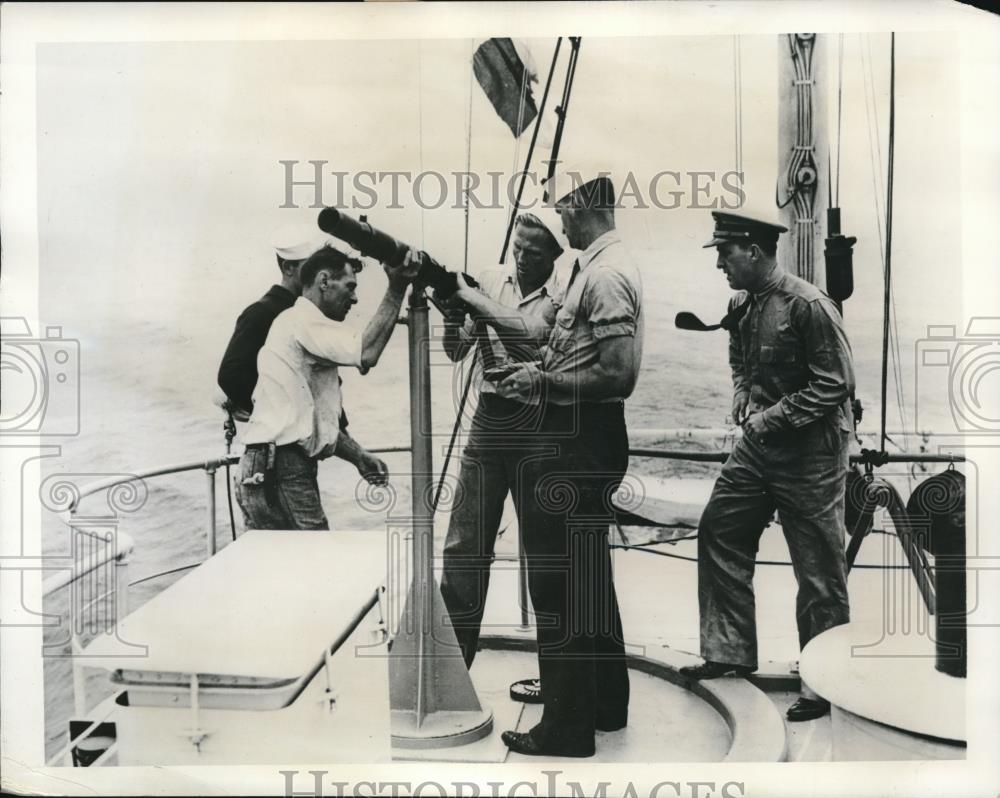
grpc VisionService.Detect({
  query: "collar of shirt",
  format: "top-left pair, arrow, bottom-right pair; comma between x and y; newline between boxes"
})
501,267 -> 560,306
576,229 -> 622,274
751,266 -> 786,304
266,284 -> 297,307
293,294 -> 328,319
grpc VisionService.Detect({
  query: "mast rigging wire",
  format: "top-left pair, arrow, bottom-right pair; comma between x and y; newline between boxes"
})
836,33 -> 844,206
732,35 -> 744,193
464,38 -> 475,275
861,35 -> 909,459
545,37 -> 582,186
880,32 -> 897,455
417,41 -> 426,248
500,37 -> 564,264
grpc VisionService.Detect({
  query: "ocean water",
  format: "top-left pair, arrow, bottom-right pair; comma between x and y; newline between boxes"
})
37,246 -> 959,759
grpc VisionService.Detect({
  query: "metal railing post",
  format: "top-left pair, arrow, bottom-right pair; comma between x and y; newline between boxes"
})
205,466 -> 217,559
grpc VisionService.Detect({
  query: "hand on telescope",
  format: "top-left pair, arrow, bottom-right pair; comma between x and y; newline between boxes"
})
435,292 -> 468,328
384,248 -> 422,289
453,272 -> 480,305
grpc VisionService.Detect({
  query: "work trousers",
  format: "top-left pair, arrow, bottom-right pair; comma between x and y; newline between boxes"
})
440,394 -> 541,667
697,419 -> 850,669
519,401 -> 631,755
235,443 -> 330,530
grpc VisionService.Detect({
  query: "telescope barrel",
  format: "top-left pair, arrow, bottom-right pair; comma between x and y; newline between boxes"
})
317,207 -> 408,267
316,207 -> 478,298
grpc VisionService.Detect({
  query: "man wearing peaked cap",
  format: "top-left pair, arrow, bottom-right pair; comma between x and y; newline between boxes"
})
681,206 -> 856,724
701,210 -> 788,249
486,166 -> 642,757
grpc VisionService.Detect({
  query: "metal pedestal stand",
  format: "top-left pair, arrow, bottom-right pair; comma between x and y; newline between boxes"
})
389,289 -> 493,749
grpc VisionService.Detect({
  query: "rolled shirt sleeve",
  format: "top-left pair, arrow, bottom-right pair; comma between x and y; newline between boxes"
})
585,268 -> 639,340
295,312 -> 364,368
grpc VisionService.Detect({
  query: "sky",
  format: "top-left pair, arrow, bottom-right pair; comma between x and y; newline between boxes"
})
32,31 -> 963,439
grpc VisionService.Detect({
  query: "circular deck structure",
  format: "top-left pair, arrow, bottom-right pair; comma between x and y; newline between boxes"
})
800,622 -> 966,760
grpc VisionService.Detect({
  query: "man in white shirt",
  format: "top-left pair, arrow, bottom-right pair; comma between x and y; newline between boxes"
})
237,244 -> 418,529
438,213 -> 564,673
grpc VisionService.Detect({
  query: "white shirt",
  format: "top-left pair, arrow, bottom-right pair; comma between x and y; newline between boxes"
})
460,267 -> 563,395
243,297 -> 363,458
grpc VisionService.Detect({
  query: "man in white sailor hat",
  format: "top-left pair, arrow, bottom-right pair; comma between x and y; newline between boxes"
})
217,222 -> 339,420
235,241 -> 420,530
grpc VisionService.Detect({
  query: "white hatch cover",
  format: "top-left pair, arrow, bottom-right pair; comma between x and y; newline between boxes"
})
82,530 -> 386,697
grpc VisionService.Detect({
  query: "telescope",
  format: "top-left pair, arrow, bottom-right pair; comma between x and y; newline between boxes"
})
317,208 -> 479,299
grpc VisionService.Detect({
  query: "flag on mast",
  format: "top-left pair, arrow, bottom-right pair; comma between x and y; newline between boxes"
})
473,38 -> 538,137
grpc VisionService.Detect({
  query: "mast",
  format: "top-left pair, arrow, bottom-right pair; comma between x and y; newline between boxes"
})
777,33 -> 830,289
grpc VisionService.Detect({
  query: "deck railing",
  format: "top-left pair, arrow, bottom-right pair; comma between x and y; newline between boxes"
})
42,430 -> 961,728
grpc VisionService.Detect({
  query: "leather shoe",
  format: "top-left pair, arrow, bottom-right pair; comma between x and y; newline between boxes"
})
786,696 -> 830,722
501,730 -> 594,758
678,660 -> 755,680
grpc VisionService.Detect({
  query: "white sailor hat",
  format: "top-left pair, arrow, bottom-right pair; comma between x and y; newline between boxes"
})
703,210 -> 788,248
271,222 -> 333,261
542,163 -> 616,206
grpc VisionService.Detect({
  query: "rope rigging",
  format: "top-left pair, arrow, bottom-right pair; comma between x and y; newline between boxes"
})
779,33 -> 820,283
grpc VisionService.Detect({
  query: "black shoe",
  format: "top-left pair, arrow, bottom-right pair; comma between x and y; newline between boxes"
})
678,660 -> 755,680
786,696 -> 830,722
509,678 -> 543,704
501,730 -> 594,758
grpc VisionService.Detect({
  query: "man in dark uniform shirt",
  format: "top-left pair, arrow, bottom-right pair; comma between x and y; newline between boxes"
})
680,210 -> 856,723
217,224 -> 348,430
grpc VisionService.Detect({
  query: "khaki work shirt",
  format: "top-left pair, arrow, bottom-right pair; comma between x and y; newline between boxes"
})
541,230 -> 644,405
729,268 -> 855,434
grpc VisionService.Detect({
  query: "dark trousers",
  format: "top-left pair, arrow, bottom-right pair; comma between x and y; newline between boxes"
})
519,401 -> 631,755
440,394 -> 542,667
235,443 -> 330,530
697,420 -> 851,669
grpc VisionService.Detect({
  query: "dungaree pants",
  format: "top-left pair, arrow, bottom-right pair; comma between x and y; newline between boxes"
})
697,418 -> 851,669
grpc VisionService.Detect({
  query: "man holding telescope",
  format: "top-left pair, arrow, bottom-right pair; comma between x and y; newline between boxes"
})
236,244 -> 420,530
437,212 -> 565,682
459,169 -> 644,758
317,185 -> 643,756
